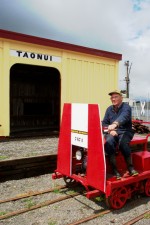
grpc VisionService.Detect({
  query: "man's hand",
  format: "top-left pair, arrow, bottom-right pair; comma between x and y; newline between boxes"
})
108,123 -> 117,132
109,130 -> 118,136
108,123 -> 118,136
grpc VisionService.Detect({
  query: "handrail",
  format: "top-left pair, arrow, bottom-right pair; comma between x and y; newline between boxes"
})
132,120 -> 150,125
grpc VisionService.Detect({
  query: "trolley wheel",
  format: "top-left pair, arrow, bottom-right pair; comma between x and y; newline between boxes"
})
106,187 -> 128,209
63,176 -> 77,187
145,179 -> 150,196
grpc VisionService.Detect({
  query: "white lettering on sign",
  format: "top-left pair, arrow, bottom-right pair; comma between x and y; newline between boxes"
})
71,104 -> 88,148
75,137 -> 83,142
10,50 -> 61,63
71,132 -> 87,148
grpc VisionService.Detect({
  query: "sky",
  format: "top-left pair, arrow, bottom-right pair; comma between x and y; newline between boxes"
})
0,0 -> 150,100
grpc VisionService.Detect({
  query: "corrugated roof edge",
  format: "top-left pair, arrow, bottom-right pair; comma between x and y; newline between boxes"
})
0,29 -> 122,60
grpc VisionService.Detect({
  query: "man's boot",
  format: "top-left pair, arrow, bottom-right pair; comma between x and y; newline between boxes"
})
125,156 -> 138,176
109,154 -> 121,179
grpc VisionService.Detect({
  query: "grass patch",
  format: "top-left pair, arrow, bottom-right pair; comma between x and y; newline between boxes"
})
144,213 -> 150,219
66,189 -> 76,195
48,221 -> 57,225
0,211 -> 6,216
94,195 -> 105,202
53,189 -> 61,194
0,155 -> 8,160
23,198 -> 36,209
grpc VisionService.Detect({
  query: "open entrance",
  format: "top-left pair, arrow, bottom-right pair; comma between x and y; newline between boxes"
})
10,64 -> 60,136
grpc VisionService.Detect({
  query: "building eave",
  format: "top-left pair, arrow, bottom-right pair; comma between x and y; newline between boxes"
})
0,29 -> 122,60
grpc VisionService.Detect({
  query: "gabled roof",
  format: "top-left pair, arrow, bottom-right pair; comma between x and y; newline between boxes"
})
0,29 -> 122,60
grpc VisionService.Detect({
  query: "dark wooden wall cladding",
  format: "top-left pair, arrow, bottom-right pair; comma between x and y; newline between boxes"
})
0,154 -> 57,182
10,64 -> 60,134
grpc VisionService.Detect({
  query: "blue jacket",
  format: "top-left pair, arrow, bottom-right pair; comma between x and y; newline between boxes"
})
102,102 -> 133,133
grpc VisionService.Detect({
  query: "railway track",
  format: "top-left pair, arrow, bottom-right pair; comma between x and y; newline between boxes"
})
0,185 -> 149,224
123,210 -> 150,225
0,185 -> 81,220
68,209 -> 150,225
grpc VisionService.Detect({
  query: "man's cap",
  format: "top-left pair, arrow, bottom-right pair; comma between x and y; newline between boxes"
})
108,90 -> 122,96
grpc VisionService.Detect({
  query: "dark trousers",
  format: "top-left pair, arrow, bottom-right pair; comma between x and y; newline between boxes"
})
104,131 -> 134,158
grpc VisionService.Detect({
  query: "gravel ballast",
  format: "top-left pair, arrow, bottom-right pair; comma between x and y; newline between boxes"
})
0,173 -> 150,225
0,137 -> 150,224
0,137 -> 58,160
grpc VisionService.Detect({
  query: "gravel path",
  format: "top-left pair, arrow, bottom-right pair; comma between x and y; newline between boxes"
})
0,137 -> 58,160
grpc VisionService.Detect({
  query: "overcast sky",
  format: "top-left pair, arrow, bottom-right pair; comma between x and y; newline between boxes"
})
0,0 -> 150,100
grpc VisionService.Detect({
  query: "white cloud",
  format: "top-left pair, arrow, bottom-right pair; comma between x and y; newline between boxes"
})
0,0 -> 150,99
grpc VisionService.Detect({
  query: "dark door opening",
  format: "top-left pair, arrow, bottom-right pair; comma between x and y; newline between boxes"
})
10,64 -> 60,136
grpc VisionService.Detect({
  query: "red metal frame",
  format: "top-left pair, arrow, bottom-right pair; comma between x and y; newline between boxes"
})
132,120 -> 150,125
53,103 -> 106,195
130,134 -> 150,151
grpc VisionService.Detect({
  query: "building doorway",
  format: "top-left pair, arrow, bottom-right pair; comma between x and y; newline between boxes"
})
10,64 -> 60,136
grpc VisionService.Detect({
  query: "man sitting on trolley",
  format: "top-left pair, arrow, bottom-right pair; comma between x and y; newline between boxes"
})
102,90 -> 138,179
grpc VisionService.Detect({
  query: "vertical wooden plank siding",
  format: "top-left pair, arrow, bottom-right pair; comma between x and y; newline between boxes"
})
63,55 -> 118,116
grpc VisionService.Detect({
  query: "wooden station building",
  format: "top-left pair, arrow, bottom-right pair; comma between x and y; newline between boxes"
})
0,29 -> 122,137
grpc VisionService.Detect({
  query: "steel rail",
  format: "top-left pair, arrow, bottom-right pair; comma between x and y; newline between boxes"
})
67,209 -> 111,225
123,210 -> 150,225
0,185 -> 66,204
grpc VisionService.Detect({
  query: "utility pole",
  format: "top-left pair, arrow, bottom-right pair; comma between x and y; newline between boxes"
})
124,60 -> 132,98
